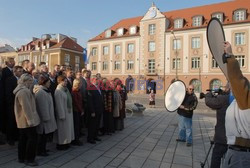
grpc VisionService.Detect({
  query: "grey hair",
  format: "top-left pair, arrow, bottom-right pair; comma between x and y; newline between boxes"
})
18,73 -> 33,85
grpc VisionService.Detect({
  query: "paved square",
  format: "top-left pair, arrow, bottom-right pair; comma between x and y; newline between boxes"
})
0,95 -> 216,168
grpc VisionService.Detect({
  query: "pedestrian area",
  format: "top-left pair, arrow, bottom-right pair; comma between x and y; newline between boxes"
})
0,106 -> 216,168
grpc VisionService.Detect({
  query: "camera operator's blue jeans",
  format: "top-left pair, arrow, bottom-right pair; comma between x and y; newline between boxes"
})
178,115 -> 192,144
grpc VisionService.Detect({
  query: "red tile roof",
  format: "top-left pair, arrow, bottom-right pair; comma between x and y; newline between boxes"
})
50,37 -> 83,52
18,37 -> 83,53
89,0 -> 250,42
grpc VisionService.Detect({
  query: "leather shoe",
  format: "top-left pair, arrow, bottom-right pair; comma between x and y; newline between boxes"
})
87,140 -> 96,144
25,161 -> 38,166
94,137 -> 101,141
176,139 -> 186,142
71,140 -> 83,146
37,152 -> 49,157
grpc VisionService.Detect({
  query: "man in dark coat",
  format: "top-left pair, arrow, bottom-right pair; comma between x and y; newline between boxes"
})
205,84 -> 230,168
176,84 -> 198,147
5,66 -> 23,145
87,75 -> 104,144
1,57 -> 15,134
66,68 -> 74,93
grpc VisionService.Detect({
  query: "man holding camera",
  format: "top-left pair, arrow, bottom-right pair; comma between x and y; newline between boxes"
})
205,84 -> 230,168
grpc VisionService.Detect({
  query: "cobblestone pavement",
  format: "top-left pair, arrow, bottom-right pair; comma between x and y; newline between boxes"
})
0,94 -> 216,168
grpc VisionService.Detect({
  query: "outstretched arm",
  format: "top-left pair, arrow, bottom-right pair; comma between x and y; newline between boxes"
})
224,42 -> 250,109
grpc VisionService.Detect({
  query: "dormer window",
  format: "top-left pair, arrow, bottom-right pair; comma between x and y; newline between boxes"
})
117,28 -> 124,36
212,13 -> 224,23
174,19 -> 184,29
234,9 -> 246,21
130,26 -> 137,35
105,29 -> 112,38
192,16 -> 203,27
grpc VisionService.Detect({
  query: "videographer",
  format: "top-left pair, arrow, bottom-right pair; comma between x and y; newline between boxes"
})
205,84 -> 230,168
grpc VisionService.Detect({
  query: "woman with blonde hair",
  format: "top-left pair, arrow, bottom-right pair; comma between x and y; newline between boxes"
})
71,78 -> 83,146
53,75 -> 74,150
13,73 -> 40,166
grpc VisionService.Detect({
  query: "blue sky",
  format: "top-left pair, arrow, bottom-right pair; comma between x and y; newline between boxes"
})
0,0 -> 229,48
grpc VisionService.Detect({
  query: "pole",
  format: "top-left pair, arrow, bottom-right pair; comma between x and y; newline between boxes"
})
171,30 -> 178,80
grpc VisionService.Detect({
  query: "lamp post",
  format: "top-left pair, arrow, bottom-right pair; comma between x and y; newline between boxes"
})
171,30 -> 178,80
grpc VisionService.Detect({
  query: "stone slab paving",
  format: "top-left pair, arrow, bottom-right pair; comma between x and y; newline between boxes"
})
0,95 -> 216,168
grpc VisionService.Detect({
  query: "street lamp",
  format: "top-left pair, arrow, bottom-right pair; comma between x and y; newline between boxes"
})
171,30 -> 178,80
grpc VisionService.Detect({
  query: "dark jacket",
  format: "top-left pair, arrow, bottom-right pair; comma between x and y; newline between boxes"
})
177,92 -> 198,118
205,92 -> 229,144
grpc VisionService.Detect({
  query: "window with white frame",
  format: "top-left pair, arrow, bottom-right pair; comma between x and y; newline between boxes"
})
173,39 -> 181,50
192,16 -> 203,26
212,58 -> 219,68
114,61 -> 121,70
149,24 -> 156,35
235,55 -> 245,67
115,45 -> 121,54
64,54 -> 70,65
127,60 -> 134,70
18,55 -> 30,65
174,19 -> 183,29
191,57 -> 200,69
234,10 -> 246,21
75,56 -> 80,71
103,46 -> 109,55
92,47 -> 97,56
148,41 -> 155,52
92,62 -> 97,71
127,43 -> 134,53
102,61 -> 108,70
172,58 -> 180,70
130,26 -> 136,35
191,37 -> 201,49
148,59 -> 155,73
212,13 -> 224,22
117,28 -> 124,36
235,32 -> 245,45
105,29 -> 111,38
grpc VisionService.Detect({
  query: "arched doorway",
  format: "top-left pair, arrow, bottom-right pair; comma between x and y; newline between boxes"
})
210,79 -> 222,90
190,79 -> 202,93
146,78 -> 156,94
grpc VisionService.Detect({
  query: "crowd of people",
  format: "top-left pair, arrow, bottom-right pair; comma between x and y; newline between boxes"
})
0,58 -> 128,166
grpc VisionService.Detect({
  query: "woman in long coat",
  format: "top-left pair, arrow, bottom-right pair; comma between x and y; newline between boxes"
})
102,78 -> 115,134
13,73 -> 40,166
54,75 -> 74,150
33,74 -> 57,156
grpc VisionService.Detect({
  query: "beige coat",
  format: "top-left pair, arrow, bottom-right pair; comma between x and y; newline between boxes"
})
33,85 -> 57,134
53,84 -> 74,144
13,85 -> 40,128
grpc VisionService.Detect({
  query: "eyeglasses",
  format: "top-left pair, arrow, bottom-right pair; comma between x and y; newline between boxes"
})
189,88 -> 194,91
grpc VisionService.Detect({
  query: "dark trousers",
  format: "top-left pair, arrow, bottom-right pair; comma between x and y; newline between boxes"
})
6,107 -> 18,142
18,127 -> 38,162
103,111 -> 114,133
87,114 -> 101,141
37,133 -> 48,154
73,111 -> 81,141
211,143 -> 228,168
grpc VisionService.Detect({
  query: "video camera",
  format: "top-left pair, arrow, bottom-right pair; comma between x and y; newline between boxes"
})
200,88 -> 223,99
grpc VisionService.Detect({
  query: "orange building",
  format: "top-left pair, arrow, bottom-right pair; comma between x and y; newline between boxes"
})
87,0 -> 250,94
18,34 -> 84,72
